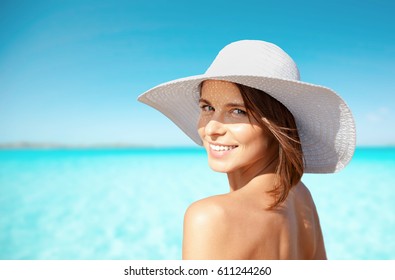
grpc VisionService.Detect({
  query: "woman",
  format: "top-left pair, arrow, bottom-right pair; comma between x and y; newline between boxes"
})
138,40 -> 356,259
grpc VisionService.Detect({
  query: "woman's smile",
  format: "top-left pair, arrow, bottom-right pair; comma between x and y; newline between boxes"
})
208,142 -> 239,158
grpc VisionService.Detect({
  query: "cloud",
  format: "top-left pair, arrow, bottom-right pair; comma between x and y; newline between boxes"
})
366,107 -> 391,123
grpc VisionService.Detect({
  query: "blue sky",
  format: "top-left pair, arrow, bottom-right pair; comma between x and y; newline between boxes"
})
1,0 -> 394,146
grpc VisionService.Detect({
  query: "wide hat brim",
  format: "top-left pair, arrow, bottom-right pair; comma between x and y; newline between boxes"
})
138,73 -> 356,174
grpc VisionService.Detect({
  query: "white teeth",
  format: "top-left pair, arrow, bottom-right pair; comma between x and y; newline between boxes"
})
209,144 -> 237,151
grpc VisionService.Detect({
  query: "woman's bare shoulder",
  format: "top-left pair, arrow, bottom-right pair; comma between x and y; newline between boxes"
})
182,195 -> 234,259
294,181 -> 313,198
185,195 -> 232,221
289,182 -> 327,259
182,194 -> 284,259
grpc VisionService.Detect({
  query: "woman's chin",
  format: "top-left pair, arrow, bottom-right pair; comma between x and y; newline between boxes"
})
207,159 -> 233,173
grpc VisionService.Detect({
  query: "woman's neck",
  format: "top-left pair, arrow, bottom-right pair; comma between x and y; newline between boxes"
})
227,156 -> 278,193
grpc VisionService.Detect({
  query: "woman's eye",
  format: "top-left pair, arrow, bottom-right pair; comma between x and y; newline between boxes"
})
232,108 -> 247,115
200,105 -> 214,112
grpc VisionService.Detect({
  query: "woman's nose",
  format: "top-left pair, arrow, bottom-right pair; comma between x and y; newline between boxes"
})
205,119 -> 226,137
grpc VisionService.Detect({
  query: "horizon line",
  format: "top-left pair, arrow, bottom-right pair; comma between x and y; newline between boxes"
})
0,142 -> 394,149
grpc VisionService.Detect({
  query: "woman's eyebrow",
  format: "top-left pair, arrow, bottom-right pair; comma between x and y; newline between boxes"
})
199,98 -> 245,108
226,102 -> 246,108
198,98 -> 211,104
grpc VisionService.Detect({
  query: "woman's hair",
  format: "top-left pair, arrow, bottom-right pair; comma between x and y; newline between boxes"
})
236,83 -> 304,209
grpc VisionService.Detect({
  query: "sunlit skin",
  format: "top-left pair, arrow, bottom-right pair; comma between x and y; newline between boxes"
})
182,80 -> 327,260
197,80 -> 278,192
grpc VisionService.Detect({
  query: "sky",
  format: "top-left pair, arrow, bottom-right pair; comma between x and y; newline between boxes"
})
0,0 -> 394,146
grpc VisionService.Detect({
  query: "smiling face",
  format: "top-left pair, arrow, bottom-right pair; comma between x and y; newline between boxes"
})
198,80 -> 277,175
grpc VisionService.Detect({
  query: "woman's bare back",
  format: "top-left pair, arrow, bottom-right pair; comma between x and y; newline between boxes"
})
182,182 -> 326,260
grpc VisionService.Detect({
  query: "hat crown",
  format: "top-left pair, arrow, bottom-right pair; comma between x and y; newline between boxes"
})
205,40 -> 300,81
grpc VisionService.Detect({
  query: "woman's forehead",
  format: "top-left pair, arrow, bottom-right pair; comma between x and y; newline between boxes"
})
200,80 -> 243,103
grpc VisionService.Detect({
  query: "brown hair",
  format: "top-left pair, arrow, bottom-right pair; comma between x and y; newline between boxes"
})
236,83 -> 304,209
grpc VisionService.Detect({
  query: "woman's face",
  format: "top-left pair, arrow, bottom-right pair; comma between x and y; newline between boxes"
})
198,80 -> 276,174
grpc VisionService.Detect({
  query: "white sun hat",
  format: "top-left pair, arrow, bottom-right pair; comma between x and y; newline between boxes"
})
138,40 -> 356,173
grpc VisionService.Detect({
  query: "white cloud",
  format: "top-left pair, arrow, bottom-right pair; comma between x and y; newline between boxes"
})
357,106 -> 395,146
366,106 -> 391,123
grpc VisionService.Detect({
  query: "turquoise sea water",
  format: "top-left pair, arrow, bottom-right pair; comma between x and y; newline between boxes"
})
0,147 -> 394,260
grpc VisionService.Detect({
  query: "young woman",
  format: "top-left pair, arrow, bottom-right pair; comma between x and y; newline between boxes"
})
138,40 -> 356,259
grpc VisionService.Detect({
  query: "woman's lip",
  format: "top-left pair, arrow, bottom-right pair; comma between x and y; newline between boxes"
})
207,143 -> 238,158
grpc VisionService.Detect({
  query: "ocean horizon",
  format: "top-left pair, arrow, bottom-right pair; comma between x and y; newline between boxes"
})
0,146 -> 394,260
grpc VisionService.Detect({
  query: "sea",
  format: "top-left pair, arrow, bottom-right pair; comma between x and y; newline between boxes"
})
0,147 -> 394,260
